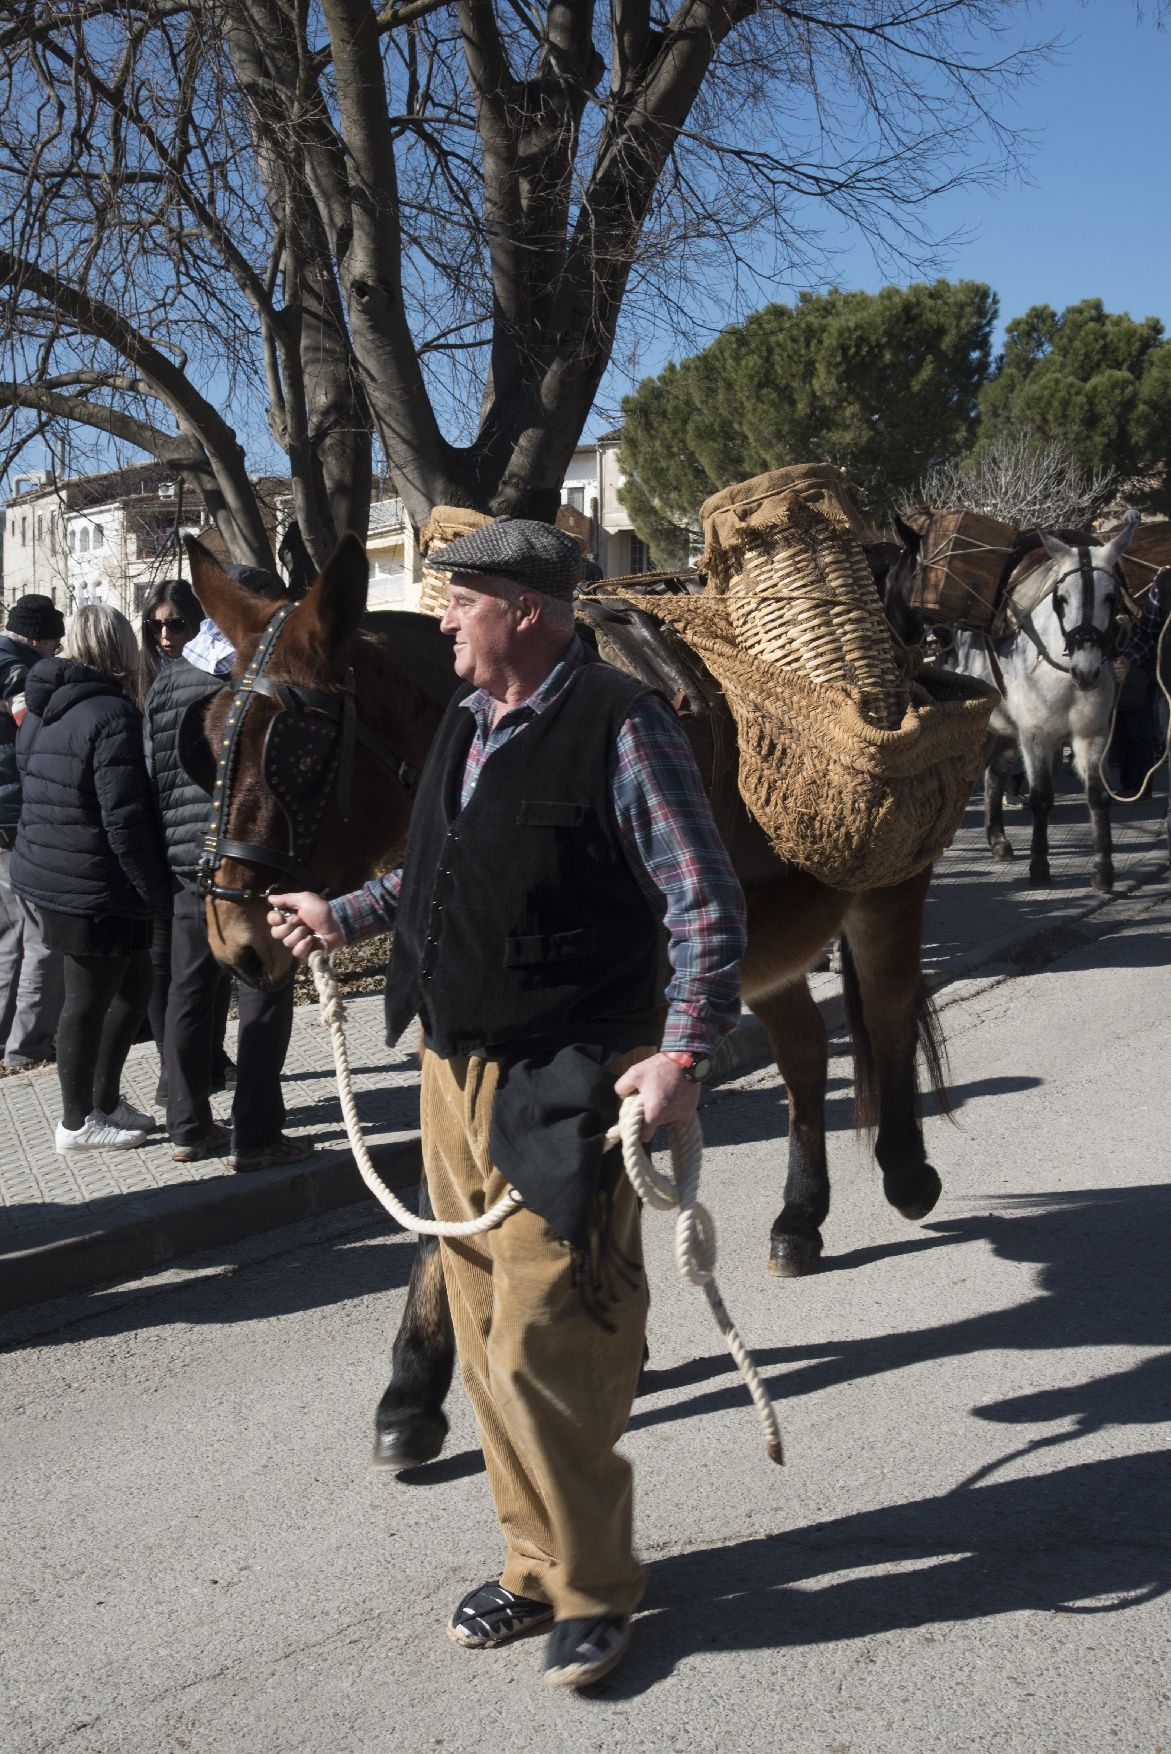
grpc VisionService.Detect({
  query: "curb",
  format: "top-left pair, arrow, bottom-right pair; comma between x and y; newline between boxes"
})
3,854 -> 1164,1313
0,1136 -> 420,1315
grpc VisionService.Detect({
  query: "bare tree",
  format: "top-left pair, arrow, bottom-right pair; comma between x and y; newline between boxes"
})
1,0 -> 1045,561
909,432 -> 1119,531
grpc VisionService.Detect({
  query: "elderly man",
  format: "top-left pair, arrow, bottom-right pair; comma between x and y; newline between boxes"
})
269,518 -> 746,1689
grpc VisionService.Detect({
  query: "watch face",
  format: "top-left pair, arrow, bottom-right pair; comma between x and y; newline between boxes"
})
688,1054 -> 713,1083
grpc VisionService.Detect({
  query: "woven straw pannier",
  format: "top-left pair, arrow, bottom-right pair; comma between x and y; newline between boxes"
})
1105,518 -> 1171,602
910,509 -> 1016,631
417,506 -> 493,616
700,467 -> 907,730
611,587 -> 996,889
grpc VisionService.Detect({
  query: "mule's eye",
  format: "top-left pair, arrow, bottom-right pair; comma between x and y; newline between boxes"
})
1055,594 -> 1067,613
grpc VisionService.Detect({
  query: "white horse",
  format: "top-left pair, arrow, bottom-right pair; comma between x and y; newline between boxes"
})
941,526 -> 1135,892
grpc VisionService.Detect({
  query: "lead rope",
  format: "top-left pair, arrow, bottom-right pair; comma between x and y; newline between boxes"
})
308,946 -> 783,1465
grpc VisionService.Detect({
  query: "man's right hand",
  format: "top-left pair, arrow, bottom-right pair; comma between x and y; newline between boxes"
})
1112,655 -> 1132,683
266,891 -> 342,960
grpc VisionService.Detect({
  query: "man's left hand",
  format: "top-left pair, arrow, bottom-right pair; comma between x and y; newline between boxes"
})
614,1052 -> 702,1140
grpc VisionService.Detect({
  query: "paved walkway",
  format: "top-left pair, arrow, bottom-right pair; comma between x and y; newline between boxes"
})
2,770 -> 1166,1307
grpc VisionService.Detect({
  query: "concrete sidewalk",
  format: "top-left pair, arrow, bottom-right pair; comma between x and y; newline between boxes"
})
2,771 -> 1166,1310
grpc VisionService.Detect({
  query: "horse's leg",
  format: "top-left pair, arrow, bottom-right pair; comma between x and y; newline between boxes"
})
1020,734 -> 1056,885
841,867 -> 944,1223
984,736 -> 1017,861
372,1173 -> 455,1470
749,977 -> 830,1277
1071,732 -> 1114,893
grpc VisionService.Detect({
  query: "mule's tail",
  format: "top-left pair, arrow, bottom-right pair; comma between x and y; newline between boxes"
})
838,937 -> 952,1132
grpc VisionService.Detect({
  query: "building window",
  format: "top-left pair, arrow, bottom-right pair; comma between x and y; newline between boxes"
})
21,516 -> 27,546
630,535 -> 650,574
68,529 -> 76,553
92,524 -> 104,550
566,484 -> 586,513
37,514 -> 43,540
79,528 -> 90,553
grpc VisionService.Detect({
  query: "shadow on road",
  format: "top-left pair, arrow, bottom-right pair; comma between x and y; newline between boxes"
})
599,1446 -> 1171,1699
602,1182 -> 1171,1694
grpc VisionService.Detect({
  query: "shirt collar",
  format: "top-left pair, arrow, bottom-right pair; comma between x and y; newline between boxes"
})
460,634 -> 587,733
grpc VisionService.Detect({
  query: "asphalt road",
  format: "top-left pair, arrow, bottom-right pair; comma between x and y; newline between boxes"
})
3,887 -> 1169,1754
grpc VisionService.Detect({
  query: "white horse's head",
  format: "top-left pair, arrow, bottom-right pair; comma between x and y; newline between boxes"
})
1038,525 -> 1135,691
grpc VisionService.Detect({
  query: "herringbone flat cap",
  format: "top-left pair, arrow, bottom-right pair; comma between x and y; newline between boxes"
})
428,516 -> 582,600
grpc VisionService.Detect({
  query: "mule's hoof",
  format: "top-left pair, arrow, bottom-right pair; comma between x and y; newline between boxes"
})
886,1164 -> 942,1222
990,840 -> 1015,862
1028,865 -> 1051,886
1092,870 -> 1114,895
768,1235 -> 823,1277
371,1411 -> 448,1472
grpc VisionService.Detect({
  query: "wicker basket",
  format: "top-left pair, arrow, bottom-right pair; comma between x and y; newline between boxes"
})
911,509 -> 1016,630
702,474 -> 907,730
1104,519 -> 1171,601
610,588 -> 996,889
417,505 -> 492,616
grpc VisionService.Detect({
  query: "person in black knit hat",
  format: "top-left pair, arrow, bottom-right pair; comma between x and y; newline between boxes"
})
0,594 -> 67,1069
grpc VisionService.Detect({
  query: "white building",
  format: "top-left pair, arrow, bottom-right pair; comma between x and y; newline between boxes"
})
559,429 -> 652,577
2,462 -> 207,621
1,433 -> 648,627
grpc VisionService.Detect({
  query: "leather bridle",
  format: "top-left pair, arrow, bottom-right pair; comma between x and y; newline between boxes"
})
198,601 -> 418,904
1050,549 -> 1130,659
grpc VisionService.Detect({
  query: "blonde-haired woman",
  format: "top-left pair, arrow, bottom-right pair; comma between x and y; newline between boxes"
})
12,603 -> 171,1150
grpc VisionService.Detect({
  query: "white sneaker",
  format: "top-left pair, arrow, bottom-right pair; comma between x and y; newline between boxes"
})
101,1098 -> 157,1133
55,1112 -> 148,1153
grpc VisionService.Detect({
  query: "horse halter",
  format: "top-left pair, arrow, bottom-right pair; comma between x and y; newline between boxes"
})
198,601 -> 418,904
1049,549 -> 1129,658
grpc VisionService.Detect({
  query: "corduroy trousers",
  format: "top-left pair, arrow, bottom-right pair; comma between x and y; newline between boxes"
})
421,1045 -> 651,1622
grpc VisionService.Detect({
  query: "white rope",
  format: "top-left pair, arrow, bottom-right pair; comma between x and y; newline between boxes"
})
308,946 -> 783,1465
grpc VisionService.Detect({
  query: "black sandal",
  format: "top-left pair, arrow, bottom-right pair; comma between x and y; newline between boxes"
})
447,1580 -> 553,1649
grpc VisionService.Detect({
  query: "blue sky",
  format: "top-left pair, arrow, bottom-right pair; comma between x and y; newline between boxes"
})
590,0 -> 1171,430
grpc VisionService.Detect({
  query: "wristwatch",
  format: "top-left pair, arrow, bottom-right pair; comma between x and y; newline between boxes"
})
662,1049 -> 713,1083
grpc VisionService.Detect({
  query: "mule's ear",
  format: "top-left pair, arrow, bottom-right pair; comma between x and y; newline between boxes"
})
894,514 -> 922,556
185,537 -> 273,650
1099,514 -> 1138,564
1040,529 -> 1075,562
301,533 -> 369,655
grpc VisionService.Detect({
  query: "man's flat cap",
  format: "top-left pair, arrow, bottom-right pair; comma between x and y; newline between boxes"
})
429,516 -> 582,600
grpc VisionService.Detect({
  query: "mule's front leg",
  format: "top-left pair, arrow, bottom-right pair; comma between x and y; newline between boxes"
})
749,978 -> 830,1277
372,1175 -> 455,1470
1020,739 -> 1056,886
1073,735 -> 1114,893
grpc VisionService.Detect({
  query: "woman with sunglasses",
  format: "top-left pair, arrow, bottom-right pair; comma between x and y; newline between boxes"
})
138,578 -> 202,699
140,578 -> 232,1116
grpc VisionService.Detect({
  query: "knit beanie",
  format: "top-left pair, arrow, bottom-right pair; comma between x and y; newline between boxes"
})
7,594 -> 66,641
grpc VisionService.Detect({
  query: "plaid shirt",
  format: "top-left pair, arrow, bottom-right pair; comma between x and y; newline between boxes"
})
330,637 -> 746,1054
1124,570 -> 1169,668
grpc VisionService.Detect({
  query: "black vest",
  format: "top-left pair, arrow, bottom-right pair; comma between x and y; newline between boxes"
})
384,656 -> 665,1058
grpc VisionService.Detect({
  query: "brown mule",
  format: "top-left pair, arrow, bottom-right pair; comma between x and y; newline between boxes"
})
186,538 -> 949,1468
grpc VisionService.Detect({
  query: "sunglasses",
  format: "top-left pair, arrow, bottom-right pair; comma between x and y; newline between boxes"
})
148,617 -> 190,634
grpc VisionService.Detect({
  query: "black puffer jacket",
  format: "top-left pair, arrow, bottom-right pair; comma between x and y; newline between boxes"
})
143,658 -> 223,881
0,633 -> 40,833
12,658 -> 171,919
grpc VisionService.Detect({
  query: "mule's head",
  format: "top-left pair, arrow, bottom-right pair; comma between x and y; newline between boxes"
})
1038,523 -> 1135,691
882,515 -> 927,646
188,535 -> 415,990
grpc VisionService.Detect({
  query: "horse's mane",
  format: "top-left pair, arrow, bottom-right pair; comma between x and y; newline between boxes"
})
360,609 -> 461,711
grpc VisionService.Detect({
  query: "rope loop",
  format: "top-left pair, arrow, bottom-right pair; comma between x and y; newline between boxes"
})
309,948 -> 783,1465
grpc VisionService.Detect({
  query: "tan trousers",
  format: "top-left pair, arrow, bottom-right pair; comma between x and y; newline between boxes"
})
421,1046 -> 652,1621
